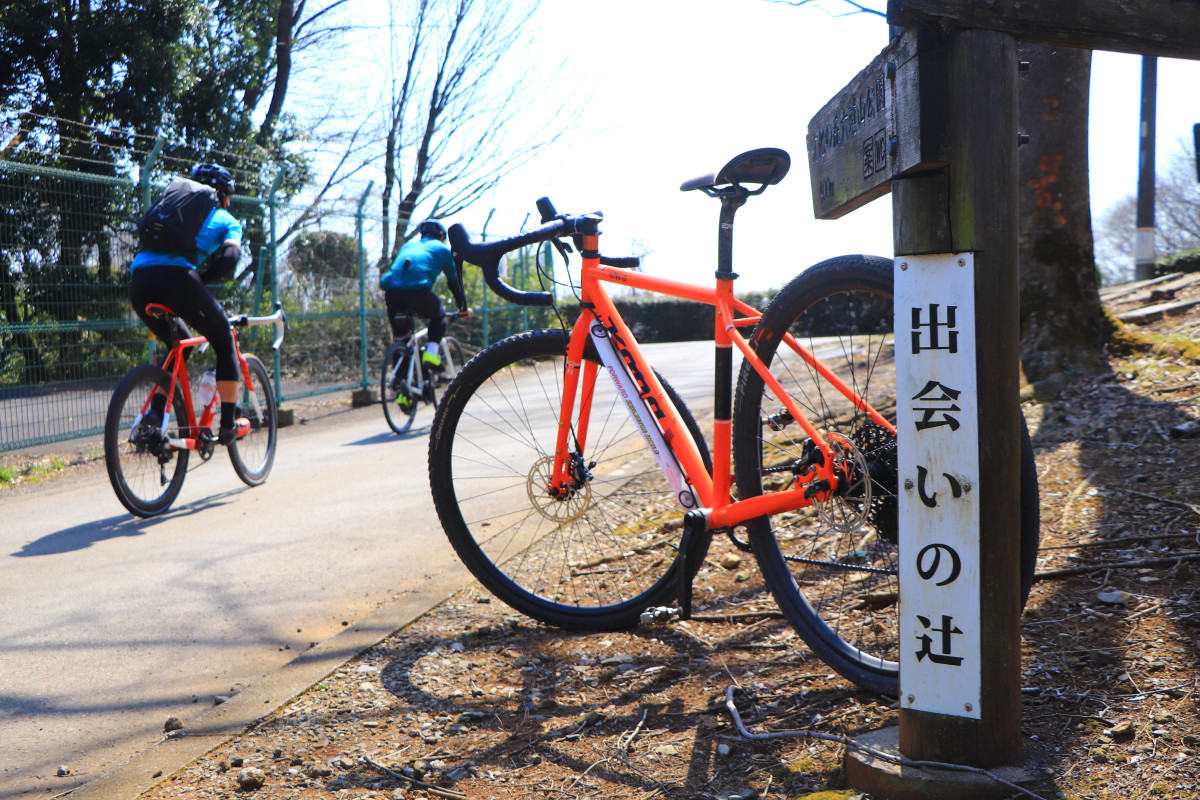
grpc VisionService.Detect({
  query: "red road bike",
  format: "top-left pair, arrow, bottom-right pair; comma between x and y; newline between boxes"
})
104,302 -> 286,517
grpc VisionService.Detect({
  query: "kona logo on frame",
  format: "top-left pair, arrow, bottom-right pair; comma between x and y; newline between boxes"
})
601,317 -> 665,421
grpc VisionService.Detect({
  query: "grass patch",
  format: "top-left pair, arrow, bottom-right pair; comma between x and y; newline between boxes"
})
0,457 -> 70,487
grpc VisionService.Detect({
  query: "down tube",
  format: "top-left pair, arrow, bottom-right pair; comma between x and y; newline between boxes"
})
585,319 -> 701,510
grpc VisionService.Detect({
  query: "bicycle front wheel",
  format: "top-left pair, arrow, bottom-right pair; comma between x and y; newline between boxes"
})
381,340 -> 419,435
429,328 -> 711,631
228,354 -> 278,486
104,364 -> 190,517
733,255 -> 1039,695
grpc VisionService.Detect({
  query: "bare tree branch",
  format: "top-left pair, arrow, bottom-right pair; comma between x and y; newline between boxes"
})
372,0 -> 573,263
762,0 -> 885,17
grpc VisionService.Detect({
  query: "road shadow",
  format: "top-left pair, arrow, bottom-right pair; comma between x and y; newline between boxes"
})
11,488 -> 244,557
342,431 -> 421,447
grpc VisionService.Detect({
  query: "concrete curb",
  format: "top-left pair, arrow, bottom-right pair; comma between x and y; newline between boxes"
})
66,573 -> 466,800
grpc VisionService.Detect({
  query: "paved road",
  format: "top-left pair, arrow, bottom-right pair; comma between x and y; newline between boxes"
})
0,340 -> 723,800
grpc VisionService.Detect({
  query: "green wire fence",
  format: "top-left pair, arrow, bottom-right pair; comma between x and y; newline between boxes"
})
0,156 -> 551,453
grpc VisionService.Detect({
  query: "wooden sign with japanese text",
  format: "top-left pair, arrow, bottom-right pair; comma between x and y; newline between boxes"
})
895,252 -> 981,719
806,28 -> 947,220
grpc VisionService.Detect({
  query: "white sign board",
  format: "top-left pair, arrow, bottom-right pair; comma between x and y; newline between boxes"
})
895,253 -> 982,719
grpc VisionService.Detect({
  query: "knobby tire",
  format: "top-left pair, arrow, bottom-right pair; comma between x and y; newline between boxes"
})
731,254 -> 1039,695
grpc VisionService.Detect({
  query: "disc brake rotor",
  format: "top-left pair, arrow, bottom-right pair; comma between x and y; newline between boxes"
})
814,432 -> 872,532
527,456 -> 592,523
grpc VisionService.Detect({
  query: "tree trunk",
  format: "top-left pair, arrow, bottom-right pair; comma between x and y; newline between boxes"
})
256,0 -> 294,147
1017,43 -> 1110,386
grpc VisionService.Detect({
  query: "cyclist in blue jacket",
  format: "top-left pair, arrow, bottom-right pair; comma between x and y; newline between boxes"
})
129,163 -> 245,444
379,219 -> 469,371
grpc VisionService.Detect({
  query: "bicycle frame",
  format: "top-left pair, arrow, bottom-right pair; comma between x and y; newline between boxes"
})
133,309 -> 285,452
388,326 -> 429,390
549,239 -> 897,532
386,310 -> 467,395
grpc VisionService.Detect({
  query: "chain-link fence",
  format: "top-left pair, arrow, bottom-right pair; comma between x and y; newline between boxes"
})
0,155 -> 554,452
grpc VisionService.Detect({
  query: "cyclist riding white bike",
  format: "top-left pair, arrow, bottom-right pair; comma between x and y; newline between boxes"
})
380,219 -> 471,375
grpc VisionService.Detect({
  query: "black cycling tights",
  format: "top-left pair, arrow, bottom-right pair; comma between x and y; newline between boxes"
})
130,266 -> 238,382
384,288 -> 447,344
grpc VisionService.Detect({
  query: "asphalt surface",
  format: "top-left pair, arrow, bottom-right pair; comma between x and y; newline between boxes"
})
0,340 -> 721,800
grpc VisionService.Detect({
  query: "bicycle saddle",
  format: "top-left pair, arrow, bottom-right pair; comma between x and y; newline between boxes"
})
679,147 -> 791,193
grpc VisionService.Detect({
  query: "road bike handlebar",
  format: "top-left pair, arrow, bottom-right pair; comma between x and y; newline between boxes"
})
448,198 -> 640,307
229,302 -> 288,350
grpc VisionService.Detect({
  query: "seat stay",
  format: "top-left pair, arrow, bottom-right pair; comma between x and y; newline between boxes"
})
580,241 -> 874,527
779,331 -> 897,434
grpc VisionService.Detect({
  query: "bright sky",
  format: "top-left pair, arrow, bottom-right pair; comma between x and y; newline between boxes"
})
444,0 -> 1200,293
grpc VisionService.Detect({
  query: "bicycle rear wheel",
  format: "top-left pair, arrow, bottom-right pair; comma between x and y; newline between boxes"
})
732,254 -> 1039,695
228,354 -> 277,486
382,340 -> 419,435
104,364 -> 190,517
428,328 -> 711,631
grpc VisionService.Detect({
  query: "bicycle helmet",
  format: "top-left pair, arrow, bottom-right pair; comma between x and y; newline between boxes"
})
190,163 -> 235,197
418,219 -> 447,241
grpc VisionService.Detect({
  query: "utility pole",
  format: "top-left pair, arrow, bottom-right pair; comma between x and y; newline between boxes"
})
1134,55 -> 1157,282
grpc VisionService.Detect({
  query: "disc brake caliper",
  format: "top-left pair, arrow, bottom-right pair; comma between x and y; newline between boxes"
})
547,450 -> 594,501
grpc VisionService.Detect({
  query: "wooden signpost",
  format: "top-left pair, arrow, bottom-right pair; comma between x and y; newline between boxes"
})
805,1 -> 1200,796
806,31 -> 947,220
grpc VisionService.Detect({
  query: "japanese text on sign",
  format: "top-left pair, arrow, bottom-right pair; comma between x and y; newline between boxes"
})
895,253 -> 982,720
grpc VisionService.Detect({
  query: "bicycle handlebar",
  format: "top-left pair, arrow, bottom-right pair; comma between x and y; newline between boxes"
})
448,197 -> 641,307
230,302 -> 288,350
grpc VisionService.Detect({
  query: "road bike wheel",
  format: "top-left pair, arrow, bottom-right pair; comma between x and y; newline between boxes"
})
104,364 -> 190,517
382,340 -> 419,435
228,354 -> 278,486
731,254 -> 1040,695
429,328 -> 712,631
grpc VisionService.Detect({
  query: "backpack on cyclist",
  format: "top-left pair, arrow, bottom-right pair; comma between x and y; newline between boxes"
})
138,178 -> 218,262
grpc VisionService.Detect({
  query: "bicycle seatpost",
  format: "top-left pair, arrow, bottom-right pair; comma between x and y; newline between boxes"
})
715,186 -> 749,282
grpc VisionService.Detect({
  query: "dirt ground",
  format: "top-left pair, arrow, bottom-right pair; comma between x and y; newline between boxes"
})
120,275 -> 1200,800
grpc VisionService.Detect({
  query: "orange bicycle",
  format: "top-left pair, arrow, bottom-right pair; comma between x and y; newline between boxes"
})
429,148 -> 1038,694
104,303 -> 286,517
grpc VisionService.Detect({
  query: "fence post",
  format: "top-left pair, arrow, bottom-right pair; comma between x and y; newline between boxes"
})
356,182 -> 375,392
139,135 -> 164,213
140,136 -> 165,364
266,169 -> 286,402
518,213 -> 530,333
480,209 -> 495,347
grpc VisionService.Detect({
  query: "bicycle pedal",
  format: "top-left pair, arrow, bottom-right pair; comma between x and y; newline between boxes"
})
639,606 -> 679,625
